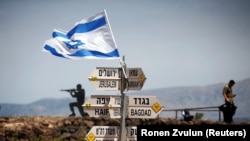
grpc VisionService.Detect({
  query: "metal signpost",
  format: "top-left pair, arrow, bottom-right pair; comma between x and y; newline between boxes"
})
119,56 -> 127,141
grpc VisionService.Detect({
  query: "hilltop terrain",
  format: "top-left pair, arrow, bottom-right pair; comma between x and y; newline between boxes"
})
2,78 -> 250,122
1,116 -> 250,141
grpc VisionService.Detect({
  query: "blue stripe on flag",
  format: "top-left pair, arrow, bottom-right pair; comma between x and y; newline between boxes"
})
52,31 -> 69,39
44,44 -> 120,59
67,16 -> 106,38
69,48 -> 120,58
43,45 -> 67,58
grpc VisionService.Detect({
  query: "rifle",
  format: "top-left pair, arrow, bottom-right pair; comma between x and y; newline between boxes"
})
60,88 -> 76,93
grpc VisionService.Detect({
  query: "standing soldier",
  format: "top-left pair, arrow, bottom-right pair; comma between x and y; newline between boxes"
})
220,80 -> 237,123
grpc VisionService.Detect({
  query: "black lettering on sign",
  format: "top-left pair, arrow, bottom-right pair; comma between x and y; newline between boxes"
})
128,81 -> 139,88
96,127 -> 116,136
95,108 -> 109,116
130,109 -> 151,116
99,69 -> 117,77
99,80 -> 117,88
130,128 -> 137,136
133,98 -> 149,105
129,69 -> 138,77
96,97 -> 110,104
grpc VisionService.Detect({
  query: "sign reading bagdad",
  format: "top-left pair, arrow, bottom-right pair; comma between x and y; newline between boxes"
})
127,95 -> 164,118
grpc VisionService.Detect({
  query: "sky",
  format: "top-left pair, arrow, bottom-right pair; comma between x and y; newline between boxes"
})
0,0 -> 249,104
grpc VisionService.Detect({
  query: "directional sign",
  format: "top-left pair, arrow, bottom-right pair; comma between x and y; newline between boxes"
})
126,68 -> 146,90
84,107 -> 121,118
89,79 -> 120,91
89,67 -> 121,90
83,95 -> 121,118
127,107 -> 162,118
89,67 -> 121,79
86,126 -> 118,141
86,126 -> 137,141
127,96 -> 164,118
83,95 -> 121,107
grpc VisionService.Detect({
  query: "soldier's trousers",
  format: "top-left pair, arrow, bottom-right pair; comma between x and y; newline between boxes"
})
69,102 -> 85,117
219,101 -> 237,123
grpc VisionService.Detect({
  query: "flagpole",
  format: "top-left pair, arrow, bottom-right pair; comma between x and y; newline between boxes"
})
103,9 -> 127,79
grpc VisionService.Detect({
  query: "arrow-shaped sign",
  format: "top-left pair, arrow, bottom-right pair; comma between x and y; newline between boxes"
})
86,126 -> 118,141
126,68 -> 146,90
83,95 -> 121,118
85,126 -> 137,141
127,95 -> 164,118
88,67 -> 121,90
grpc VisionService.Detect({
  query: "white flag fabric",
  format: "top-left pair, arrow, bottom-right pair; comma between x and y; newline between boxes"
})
42,10 -> 120,59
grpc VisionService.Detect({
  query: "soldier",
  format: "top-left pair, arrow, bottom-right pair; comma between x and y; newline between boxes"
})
220,80 -> 237,123
68,84 -> 86,117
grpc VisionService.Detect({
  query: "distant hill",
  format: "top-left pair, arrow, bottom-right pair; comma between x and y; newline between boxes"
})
128,78 -> 250,121
1,78 -> 249,121
0,98 -> 75,116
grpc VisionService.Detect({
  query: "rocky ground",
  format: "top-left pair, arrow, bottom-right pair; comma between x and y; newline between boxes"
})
0,116 -> 249,141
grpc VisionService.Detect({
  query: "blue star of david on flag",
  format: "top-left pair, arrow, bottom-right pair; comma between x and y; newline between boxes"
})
63,40 -> 84,49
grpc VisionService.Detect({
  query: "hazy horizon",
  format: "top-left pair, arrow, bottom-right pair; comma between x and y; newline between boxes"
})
1,0 -> 250,104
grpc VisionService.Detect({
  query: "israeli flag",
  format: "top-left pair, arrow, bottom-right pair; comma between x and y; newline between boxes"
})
42,10 -> 120,60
